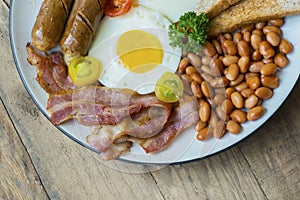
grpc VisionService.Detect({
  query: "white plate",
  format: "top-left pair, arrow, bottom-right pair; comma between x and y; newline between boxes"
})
10,0 -> 300,164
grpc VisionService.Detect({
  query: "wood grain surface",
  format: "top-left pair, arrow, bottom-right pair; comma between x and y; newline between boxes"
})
1,1 -> 299,199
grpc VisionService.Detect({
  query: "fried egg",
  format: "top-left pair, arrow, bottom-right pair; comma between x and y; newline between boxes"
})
89,1 -> 197,94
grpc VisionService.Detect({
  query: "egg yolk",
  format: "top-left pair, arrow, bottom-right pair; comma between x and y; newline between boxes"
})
117,30 -> 164,73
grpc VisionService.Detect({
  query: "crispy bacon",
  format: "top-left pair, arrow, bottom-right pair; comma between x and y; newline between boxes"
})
52,64 -> 74,90
87,126 -> 132,160
46,86 -> 158,110
87,126 -> 126,152
100,142 -> 133,160
84,106 -> 170,138
86,104 -> 171,152
49,101 -> 143,125
86,106 -> 172,159
86,95 -> 199,159
26,43 -> 75,93
76,104 -> 143,126
133,95 -> 199,153
47,86 -> 171,126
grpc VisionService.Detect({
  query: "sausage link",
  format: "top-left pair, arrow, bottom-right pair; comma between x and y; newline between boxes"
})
60,0 -> 106,62
32,0 -> 74,51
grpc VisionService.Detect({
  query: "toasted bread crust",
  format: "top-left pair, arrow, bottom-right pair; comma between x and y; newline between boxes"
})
196,0 -> 241,18
207,0 -> 300,37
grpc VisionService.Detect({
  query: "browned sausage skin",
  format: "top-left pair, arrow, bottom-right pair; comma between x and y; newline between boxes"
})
31,0 -> 74,52
60,0 -> 106,62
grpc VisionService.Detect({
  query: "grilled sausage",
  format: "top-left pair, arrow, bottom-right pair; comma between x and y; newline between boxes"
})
60,0 -> 106,62
31,0 -> 74,52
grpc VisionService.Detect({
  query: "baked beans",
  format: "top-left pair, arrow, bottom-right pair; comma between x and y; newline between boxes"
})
177,18 -> 293,140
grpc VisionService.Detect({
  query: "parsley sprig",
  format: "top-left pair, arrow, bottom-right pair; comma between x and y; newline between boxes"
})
168,12 -> 210,53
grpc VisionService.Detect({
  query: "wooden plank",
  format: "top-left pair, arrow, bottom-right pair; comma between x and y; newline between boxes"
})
151,147 -> 267,200
238,81 -> 300,200
0,99 -> 49,200
0,2 -> 48,199
1,2 -> 165,199
0,4 -> 46,197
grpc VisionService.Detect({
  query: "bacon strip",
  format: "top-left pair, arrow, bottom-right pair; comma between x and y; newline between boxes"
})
84,106 -> 171,138
46,86 -> 158,110
26,43 -> 75,93
87,125 -> 126,152
86,126 -> 132,160
135,95 -> 199,153
86,104 -> 172,154
76,104 -> 143,126
47,86 -> 171,126
49,101 -> 143,125
100,142 -> 133,160
86,95 -> 198,160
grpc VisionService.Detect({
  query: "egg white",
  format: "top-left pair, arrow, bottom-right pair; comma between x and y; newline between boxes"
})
89,6 -> 182,94
136,0 -> 199,22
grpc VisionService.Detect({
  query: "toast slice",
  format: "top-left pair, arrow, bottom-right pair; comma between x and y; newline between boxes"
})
207,0 -> 300,37
195,0 -> 241,18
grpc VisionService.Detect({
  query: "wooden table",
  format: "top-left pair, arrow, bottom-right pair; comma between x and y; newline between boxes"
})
1,1 -> 300,199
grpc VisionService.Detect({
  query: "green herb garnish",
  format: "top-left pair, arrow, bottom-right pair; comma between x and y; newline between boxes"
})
168,12 -> 210,53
